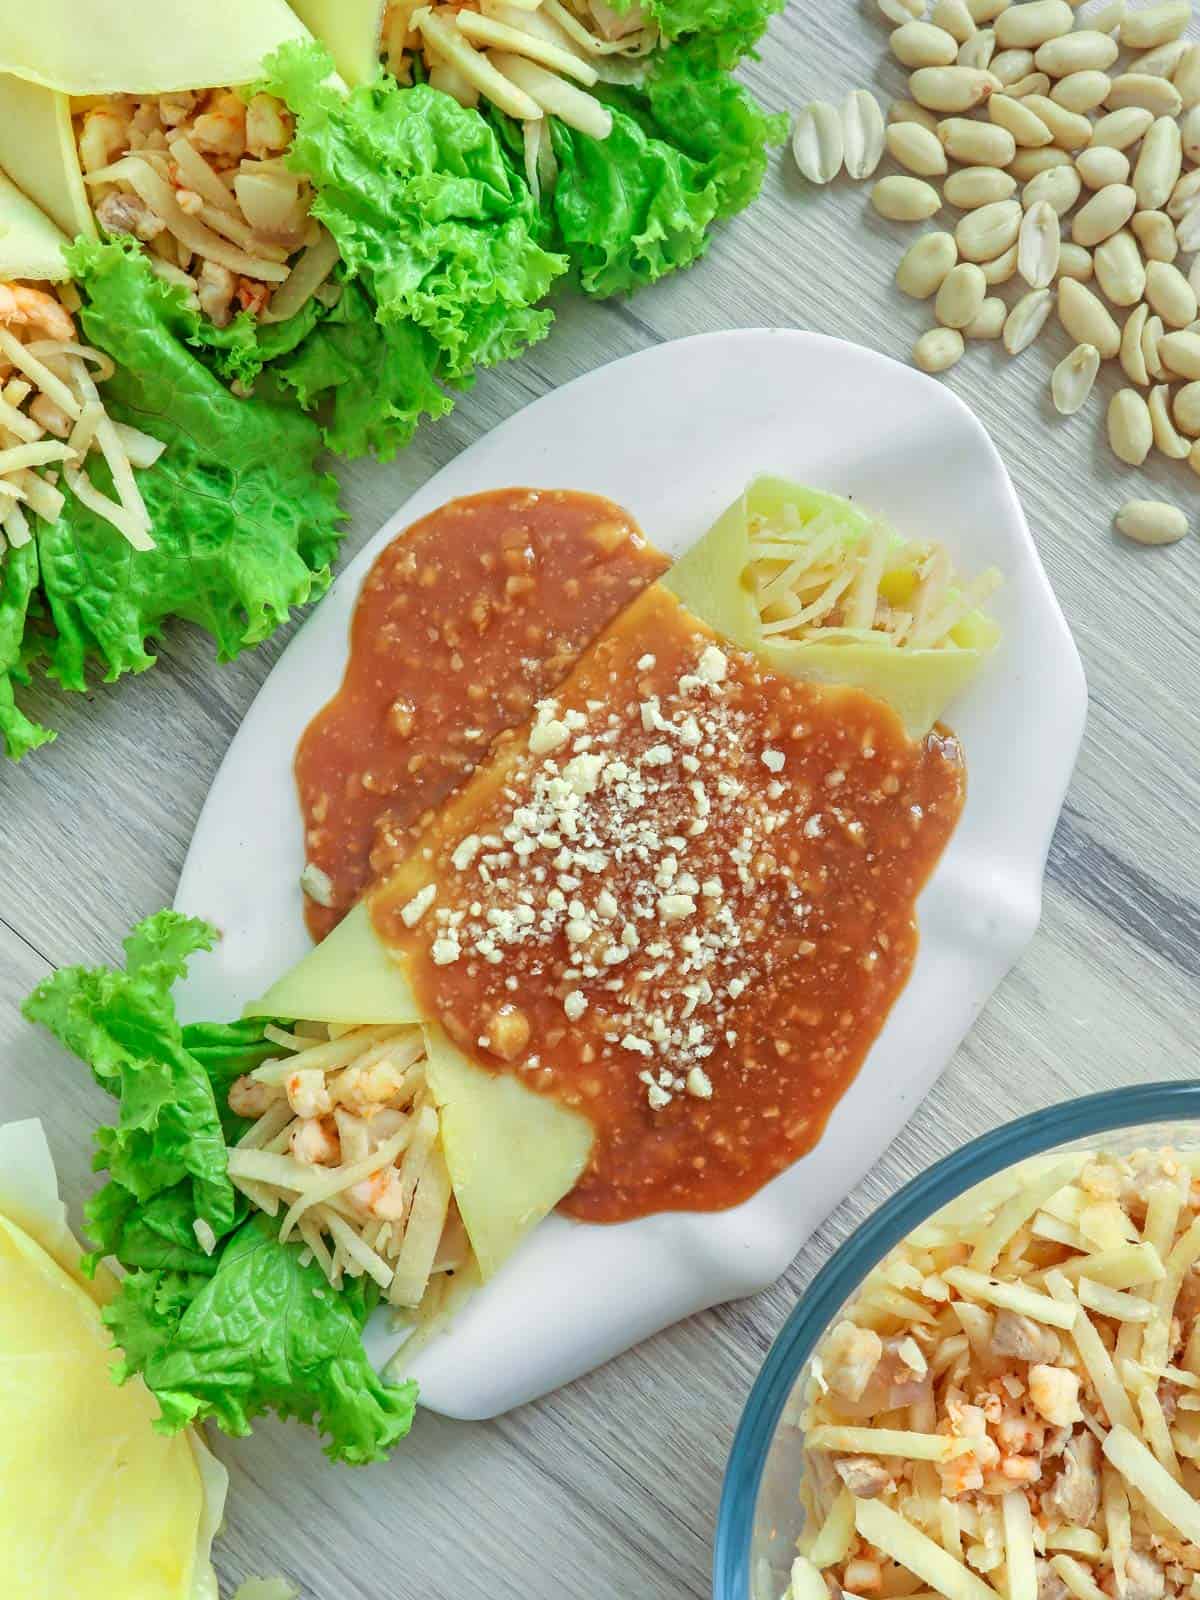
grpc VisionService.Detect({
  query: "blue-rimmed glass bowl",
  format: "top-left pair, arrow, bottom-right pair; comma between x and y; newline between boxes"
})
714,1080 -> 1200,1600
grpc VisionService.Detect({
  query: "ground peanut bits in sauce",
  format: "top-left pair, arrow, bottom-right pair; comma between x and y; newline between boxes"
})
374,584 -> 966,1223
296,489 -> 667,941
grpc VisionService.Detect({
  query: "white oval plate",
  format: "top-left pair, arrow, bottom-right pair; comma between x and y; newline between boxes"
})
174,328 -> 1086,1420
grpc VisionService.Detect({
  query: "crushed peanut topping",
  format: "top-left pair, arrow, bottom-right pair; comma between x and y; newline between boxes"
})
377,583 -> 963,1222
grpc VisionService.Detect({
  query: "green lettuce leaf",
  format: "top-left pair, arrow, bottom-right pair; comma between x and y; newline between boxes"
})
628,0 -> 784,67
0,542 -> 51,759
34,239 -> 341,692
25,910 -> 420,1465
22,911 -> 237,1245
270,277 -> 454,461
542,44 -> 785,297
260,41 -> 565,380
132,1212 -> 418,1465
183,1016 -> 283,1141
631,40 -> 787,219
189,296 -> 326,390
103,1266 -> 204,1380
88,1182 -> 229,1276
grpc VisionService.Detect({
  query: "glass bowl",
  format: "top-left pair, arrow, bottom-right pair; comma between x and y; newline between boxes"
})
713,1080 -> 1200,1600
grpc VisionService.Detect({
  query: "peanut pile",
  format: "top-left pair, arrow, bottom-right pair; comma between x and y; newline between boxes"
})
793,0 -> 1200,547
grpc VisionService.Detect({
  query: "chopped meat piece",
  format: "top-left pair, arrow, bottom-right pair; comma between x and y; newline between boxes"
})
95,190 -> 166,243
196,260 -> 236,327
822,1322 -> 883,1404
1036,1560 -> 1069,1600
1123,1552 -> 1165,1600
992,1309 -> 1060,1364
1043,1430 -> 1100,1527
834,1456 -> 891,1498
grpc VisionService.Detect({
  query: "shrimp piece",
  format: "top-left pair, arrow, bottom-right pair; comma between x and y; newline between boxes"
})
190,91 -> 247,161
937,1395 -> 1000,1496
234,277 -> 271,319
290,1116 -> 341,1167
196,261 -> 236,327
228,1073 -> 277,1119
286,1067 -> 332,1121
350,1164 -> 407,1221
0,284 -> 76,342
822,1321 -> 884,1403
938,1447 -> 988,1498
995,1416 -> 1045,1455
129,99 -> 164,145
1028,1364 -> 1082,1428
245,93 -> 294,158
334,1057 -> 410,1118
78,104 -> 132,173
158,91 -> 198,128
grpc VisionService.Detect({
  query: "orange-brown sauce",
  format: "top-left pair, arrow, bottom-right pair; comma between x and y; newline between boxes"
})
296,489 -> 667,941
373,584 -> 965,1223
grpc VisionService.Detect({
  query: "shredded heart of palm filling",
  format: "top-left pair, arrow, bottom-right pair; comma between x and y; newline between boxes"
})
748,501 -> 1003,649
75,89 -> 341,330
784,1147 -> 1200,1600
384,0 -> 657,154
0,279 -> 163,555
225,1020 -> 475,1351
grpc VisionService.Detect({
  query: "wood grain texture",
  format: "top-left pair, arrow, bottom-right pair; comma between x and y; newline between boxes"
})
4,4 -> 1200,1595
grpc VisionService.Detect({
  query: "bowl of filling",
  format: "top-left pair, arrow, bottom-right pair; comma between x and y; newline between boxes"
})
715,1082 -> 1200,1600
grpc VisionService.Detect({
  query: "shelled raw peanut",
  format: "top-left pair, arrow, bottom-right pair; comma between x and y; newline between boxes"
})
795,0 -> 1200,542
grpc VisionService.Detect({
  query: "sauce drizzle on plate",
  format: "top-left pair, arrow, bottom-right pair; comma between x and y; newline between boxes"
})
296,488 -> 667,941
373,584 -> 965,1222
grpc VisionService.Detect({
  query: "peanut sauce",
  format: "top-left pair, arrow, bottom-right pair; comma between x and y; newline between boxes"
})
295,489 -> 668,941
373,584 -> 965,1223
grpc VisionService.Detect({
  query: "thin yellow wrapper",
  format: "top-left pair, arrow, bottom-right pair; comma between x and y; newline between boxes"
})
0,1213 -> 206,1600
246,899 -> 421,1024
0,166 -> 70,280
666,475 -> 999,738
0,0 -> 311,94
0,1120 -> 227,1600
662,488 -> 761,652
0,76 -> 93,241
288,0 -> 386,86
421,1023 -> 593,1282
0,1117 -> 118,1302
759,638 -> 987,742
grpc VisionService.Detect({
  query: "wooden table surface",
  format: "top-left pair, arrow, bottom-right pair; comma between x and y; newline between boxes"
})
5,5 -> 1200,1596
